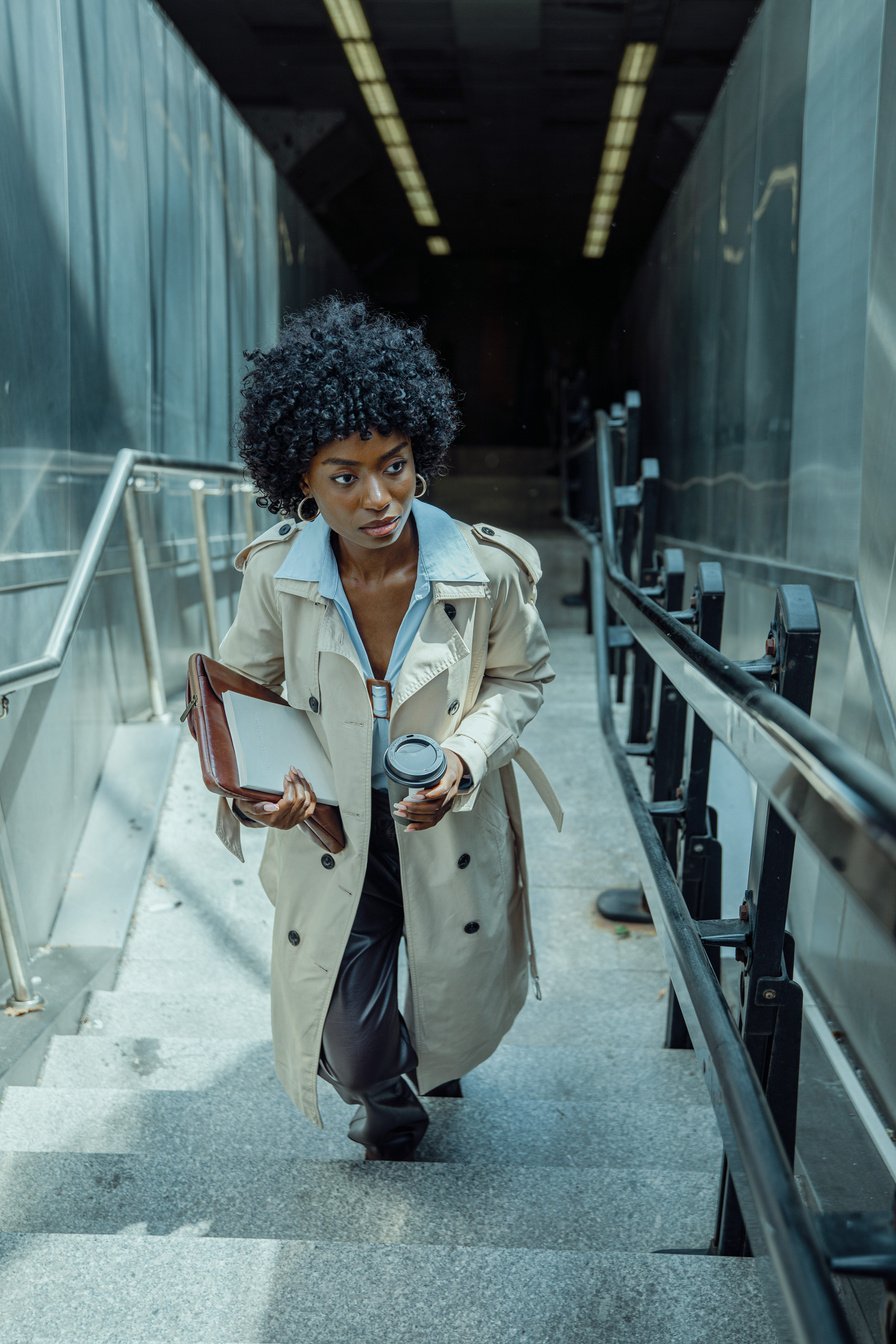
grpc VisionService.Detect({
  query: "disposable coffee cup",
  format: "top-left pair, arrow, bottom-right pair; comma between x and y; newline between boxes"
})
383,735 -> 447,825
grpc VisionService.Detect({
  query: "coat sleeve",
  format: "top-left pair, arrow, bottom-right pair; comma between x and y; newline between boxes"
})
440,542 -> 554,813
213,546 -> 288,860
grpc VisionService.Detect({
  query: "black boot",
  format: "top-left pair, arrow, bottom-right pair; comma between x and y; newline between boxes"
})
347,1074 -> 429,1159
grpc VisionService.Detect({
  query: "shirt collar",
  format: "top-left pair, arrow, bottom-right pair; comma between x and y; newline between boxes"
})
273,498 -> 487,588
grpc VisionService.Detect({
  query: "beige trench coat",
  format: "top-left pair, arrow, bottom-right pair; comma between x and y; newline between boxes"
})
214,513 -> 563,1126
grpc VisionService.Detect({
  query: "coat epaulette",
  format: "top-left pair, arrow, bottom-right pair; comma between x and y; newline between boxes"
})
234,518 -> 303,572
470,522 -> 542,588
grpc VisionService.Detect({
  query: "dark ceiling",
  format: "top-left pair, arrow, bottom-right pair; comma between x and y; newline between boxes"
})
155,0 -> 759,286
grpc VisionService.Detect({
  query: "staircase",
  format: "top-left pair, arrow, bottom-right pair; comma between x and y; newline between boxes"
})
0,537 -> 779,1342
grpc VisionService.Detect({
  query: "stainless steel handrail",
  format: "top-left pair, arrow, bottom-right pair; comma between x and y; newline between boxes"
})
0,450 -> 254,698
0,447 -> 258,1007
572,411 -> 860,1343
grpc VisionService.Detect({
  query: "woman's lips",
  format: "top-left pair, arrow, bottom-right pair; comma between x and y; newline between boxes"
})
360,516 -> 400,537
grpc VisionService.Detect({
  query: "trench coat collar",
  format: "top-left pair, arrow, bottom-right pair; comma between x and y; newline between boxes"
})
272,499 -> 489,594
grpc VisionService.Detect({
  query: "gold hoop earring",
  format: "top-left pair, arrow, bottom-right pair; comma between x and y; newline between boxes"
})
414,474 -> 428,499
297,495 -> 318,523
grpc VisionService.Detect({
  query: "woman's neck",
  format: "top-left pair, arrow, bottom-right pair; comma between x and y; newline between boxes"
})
331,514 -> 419,585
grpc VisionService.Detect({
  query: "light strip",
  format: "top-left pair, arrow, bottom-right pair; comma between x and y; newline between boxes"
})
322,0 -> 447,248
583,42 -> 657,259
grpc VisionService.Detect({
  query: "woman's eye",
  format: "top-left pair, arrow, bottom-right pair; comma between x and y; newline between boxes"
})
385,459 -> 407,475
332,473 -> 356,486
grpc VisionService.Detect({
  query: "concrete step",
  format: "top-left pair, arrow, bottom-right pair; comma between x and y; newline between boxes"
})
0,1087 -> 722,1170
0,1150 -> 719,1252
0,1234 -> 780,1343
74,988 -> 676,1047
38,1037 -> 706,1105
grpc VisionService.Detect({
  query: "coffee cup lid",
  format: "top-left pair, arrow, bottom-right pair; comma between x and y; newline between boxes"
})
383,734 -> 446,787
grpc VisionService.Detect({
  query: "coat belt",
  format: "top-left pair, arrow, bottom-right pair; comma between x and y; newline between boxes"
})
512,747 -> 564,832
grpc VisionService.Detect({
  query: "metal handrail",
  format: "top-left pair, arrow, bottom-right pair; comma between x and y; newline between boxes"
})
570,411 -> 861,1342
0,447 -> 258,1007
588,412 -> 896,941
0,449 -> 254,698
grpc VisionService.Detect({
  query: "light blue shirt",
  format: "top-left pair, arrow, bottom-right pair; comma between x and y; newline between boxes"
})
274,499 -> 486,789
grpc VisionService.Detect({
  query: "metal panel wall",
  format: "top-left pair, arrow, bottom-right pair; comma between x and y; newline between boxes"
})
614,0 -> 896,1120
0,0 -> 352,949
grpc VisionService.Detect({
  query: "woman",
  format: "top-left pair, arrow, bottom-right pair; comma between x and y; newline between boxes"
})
215,294 -> 562,1160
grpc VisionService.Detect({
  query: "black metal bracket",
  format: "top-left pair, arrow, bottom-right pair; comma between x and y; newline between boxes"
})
816,1204 -> 896,1278
695,918 -> 750,949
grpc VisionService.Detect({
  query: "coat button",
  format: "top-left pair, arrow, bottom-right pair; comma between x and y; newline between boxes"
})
464,921 -> 480,935
321,854 -> 335,870
287,929 -> 300,946
308,695 -> 319,713
448,699 -> 460,715
457,853 -> 471,869
278,523 -> 292,535
480,526 -> 495,536
444,603 -> 456,620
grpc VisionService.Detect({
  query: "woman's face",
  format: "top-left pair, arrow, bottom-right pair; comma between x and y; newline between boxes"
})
301,429 -> 417,550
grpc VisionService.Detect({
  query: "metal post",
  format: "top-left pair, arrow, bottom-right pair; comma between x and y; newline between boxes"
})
190,480 -> 220,657
122,487 -> 169,722
665,562 -> 726,1050
713,585 -> 820,1256
628,459 -> 660,743
0,863 -> 43,1010
237,483 -> 257,543
597,548 -> 687,926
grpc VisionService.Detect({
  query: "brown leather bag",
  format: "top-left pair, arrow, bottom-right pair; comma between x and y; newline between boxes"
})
182,653 -> 346,854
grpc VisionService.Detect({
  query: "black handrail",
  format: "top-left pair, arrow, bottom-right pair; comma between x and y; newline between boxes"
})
565,409 -> 891,1343
592,413 -> 896,941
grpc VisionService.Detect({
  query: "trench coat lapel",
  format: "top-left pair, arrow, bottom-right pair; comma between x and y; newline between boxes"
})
391,600 -> 473,713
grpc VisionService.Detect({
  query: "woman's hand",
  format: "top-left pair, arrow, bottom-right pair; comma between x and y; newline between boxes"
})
240,768 -> 317,830
394,749 -> 469,832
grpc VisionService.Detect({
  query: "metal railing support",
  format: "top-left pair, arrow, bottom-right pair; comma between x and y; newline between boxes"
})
235,481 -> 258,544
190,480 -> 220,657
122,487 -> 169,722
664,560 -> 726,1049
0,448 -> 258,1006
559,401 -> 896,1340
0,867 -> 42,1011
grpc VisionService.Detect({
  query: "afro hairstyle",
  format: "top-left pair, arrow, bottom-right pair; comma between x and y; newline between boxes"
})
237,293 -> 461,517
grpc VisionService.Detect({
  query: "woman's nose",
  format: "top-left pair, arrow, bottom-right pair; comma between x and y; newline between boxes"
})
362,477 -> 388,509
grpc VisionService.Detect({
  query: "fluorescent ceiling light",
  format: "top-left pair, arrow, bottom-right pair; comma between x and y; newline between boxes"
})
322,0 -> 370,41
619,42 -> 657,84
427,236 -> 451,255
360,81 -> 399,118
412,203 -> 440,227
343,40 -> 386,83
397,166 -> 427,192
601,145 -> 630,175
373,116 -> 408,147
605,118 -> 638,150
582,41 -> 657,258
386,143 -> 419,173
326,0 -> 447,247
407,188 -> 435,211
611,83 -> 646,121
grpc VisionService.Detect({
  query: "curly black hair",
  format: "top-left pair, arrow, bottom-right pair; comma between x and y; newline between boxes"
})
238,293 -> 461,516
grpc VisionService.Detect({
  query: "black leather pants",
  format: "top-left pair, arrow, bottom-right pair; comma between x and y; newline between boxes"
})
318,789 -> 429,1156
